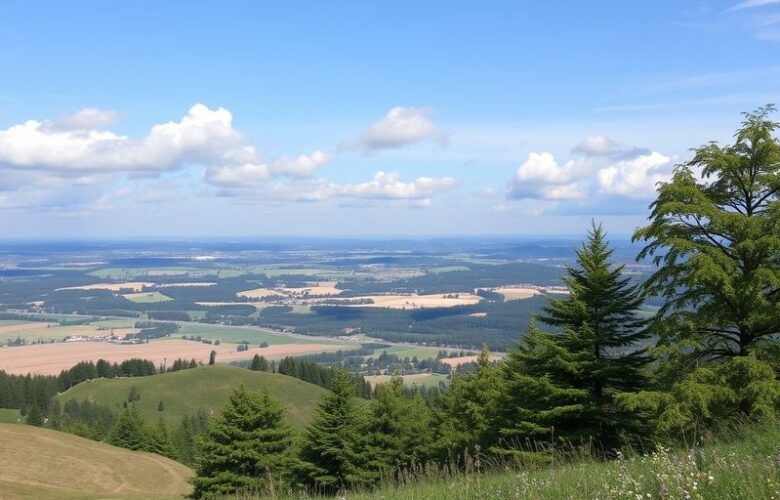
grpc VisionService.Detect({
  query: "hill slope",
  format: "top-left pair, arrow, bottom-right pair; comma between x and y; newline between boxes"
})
0,423 -> 192,499
57,365 -> 327,428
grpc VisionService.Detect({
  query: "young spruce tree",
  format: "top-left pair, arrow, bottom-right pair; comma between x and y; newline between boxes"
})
192,385 -> 296,499
497,223 -> 652,456
297,369 -> 363,493
107,406 -> 148,451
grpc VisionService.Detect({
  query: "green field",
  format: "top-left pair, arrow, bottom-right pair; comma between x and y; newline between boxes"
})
57,365 -> 327,428
248,266 -> 355,279
0,424 -> 192,499
177,323 -> 321,345
0,408 -> 22,424
366,372 -> 450,388
426,266 -> 470,274
89,267 -> 244,278
122,291 -> 173,303
0,318 -> 140,342
0,319 -> 32,327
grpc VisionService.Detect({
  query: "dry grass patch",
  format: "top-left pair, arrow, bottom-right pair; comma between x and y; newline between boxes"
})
0,339 -> 347,375
493,286 -> 540,300
57,281 -> 155,292
0,424 -> 193,499
238,284 -> 343,300
339,293 -> 482,309
440,354 -> 504,368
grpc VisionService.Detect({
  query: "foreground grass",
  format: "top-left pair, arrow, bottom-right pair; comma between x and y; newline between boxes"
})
272,427 -> 780,500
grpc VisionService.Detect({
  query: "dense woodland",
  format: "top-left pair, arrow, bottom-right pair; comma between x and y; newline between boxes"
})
0,108 -> 779,498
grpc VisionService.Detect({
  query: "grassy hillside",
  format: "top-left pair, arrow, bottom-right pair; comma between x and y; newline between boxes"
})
57,365 -> 326,428
317,426 -> 780,500
0,423 -> 192,499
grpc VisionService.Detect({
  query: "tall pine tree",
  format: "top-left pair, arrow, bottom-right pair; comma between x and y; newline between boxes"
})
192,385 -> 297,499
497,223 -> 652,456
297,369 -> 364,493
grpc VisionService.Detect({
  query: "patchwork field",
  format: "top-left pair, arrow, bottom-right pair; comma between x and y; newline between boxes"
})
176,323 -> 333,344
56,281 -> 155,292
0,338 -> 348,375
57,365 -> 326,428
59,281 -> 217,292
122,291 -> 173,303
493,286 -> 540,300
344,293 -> 482,309
88,267 -> 244,278
440,354 -> 505,367
0,322 -> 140,342
0,424 -> 193,499
365,372 -> 450,388
238,282 -> 343,299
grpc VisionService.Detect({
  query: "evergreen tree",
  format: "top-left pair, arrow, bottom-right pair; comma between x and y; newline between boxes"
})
635,105 -> 780,358
108,406 -> 148,451
26,404 -> 44,426
250,354 -> 269,372
172,415 -> 197,466
297,369 -> 364,492
436,346 -> 504,460
148,418 -> 177,459
357,376 -> 433,484
497,224 -> 652,456
192,385 -> 297,499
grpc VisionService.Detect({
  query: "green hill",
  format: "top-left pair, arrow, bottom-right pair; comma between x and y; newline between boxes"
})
0,423 -> 193,499
57,365 -> 327,429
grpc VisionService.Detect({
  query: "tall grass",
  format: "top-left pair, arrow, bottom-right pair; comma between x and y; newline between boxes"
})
250,425 -> 780,499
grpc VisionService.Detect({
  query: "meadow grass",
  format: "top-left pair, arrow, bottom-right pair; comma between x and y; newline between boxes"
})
260,426 -> 780,499
56,365 -> 326,428
177,323 -> 318,345
0,408 -> 22,423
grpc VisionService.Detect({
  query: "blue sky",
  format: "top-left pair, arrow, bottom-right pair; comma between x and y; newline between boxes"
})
0,0 -> 778,238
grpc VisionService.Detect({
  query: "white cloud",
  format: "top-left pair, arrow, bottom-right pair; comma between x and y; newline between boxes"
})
344,107 -> 443,154
508,152 -> 585,200
338,171 -> 456,200
728,0 -> 780,11
572,134 -> 617,155
204,150 -> 330,187
0,104 -> 243,173
597,151 -> 672,198
507,138 -> 673,206
215,171 -> 457,207
51,108 -> 120,131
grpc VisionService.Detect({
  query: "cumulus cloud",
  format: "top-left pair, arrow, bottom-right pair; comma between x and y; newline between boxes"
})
507,137 -> 673,207
508,152 -> 585,200
0,104 -> 244,173
338,171 -> 456,201
597,151 -> 671,198
572,134 -> 617,156
215,171 -> 456,207
204,151 -> 330,187
343,107 -> 443,154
